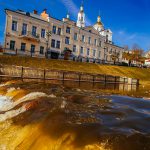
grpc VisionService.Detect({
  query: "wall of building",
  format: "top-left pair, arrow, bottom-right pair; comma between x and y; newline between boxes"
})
4,9 -> 124,63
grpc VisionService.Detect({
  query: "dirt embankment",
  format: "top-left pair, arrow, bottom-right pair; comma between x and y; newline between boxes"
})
0,55 -> 150,85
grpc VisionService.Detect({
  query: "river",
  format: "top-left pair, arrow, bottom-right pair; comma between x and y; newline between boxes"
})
0,81 -> 150,150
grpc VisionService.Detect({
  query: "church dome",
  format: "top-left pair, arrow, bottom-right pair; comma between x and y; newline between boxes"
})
95,16 -> 103,27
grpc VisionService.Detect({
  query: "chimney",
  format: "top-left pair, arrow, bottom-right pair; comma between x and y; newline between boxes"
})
33,10 -> 38,14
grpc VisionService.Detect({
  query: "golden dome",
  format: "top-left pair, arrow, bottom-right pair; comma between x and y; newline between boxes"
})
96,15 -> 103,26
97,21 -> 103,26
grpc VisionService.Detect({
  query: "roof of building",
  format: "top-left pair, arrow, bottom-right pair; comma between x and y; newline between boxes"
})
5,9 -> 48,23
105,42 -> 124,49
5,8 -> 101,37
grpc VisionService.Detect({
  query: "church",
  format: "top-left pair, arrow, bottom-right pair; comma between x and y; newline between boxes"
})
77,4 -> 112,44
3,3 -> 124,64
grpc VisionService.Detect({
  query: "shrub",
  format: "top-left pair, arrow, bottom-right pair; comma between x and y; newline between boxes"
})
121,62 -> 128,66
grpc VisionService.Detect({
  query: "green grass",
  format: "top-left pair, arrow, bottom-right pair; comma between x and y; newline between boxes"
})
0,55 -> 150,85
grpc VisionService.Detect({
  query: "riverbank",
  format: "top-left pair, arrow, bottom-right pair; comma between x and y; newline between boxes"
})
1,55 -> 150,85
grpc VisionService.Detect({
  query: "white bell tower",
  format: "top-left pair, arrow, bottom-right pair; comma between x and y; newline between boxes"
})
77,2 -> 85,28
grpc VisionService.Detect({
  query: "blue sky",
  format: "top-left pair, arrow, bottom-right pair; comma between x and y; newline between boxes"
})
0,0 -> 150,50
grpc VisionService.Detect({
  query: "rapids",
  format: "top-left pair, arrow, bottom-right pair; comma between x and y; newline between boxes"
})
0,81 -> 150,150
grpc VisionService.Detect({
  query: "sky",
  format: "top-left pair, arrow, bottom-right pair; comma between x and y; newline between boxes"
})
0,0 -> 150,50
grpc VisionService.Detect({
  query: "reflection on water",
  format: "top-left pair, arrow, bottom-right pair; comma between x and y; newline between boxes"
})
0,81 -> 149,150
21,79 -> 138,92
1,78 -> 138,92
63,81 -> 138,92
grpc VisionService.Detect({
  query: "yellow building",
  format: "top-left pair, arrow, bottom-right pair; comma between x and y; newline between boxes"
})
4,4 -> 124,64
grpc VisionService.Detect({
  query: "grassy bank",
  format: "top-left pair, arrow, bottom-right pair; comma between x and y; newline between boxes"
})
0,55 -> 150,85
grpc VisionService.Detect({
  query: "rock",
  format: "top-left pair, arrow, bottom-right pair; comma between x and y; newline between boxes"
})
25,101 -> 39,110
76,89 -> 81,92
145,91 -> 149,94
49,94 -> 56,98
61,101 -> 67,109
66,95 -> 91,104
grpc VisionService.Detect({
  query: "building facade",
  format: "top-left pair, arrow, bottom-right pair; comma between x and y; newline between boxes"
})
4,5 -> 124,64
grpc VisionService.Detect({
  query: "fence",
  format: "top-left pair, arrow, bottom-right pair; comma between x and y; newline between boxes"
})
0,64 -> 139,85
2,49 -> 122,65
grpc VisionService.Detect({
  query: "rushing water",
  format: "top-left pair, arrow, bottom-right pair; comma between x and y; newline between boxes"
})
0,81 -> 150,150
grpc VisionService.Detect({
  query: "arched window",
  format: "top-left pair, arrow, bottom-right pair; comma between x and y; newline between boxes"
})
106,35 -> 109,42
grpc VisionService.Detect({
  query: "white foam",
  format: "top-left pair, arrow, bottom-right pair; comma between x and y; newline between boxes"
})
7,87 -> 16,93
0,106 -> 26,122
0,92 -> 48,112
0,92 -> 49,121
0,84 -> 6,87
0,95 -> 13,111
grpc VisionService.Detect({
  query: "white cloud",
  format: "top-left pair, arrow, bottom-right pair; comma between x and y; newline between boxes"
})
118,31 -> 125,35
113,30 -> 150,50
59,0 -> 92,25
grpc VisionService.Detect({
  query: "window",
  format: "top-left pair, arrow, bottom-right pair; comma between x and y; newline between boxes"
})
87,48 -> 90,56
99,41 -> 101,47
104,48 -> 106,53
98,51 -> 101,58
66,27 -> 71,34
12,21 -> 17,31
65,37 -> 70,45
74,33 -> 78,41
107,48 -> 108,52
88,37 -> 91,44
40,46 -> 44,54
52,26 -> 56,34
110,49 -> 113,54
51,39 -> 55,48
32,26 -> 37,36
73,45 -> 76,52
57,28 -> 61,35
31,45 -> 35,53
56,41 -> 61,49
94,39 -> 97,45
106,56 -> 108,61
41,29 -> 45,38
82,35 -> 85,42
106,35 -> 108,42
93,50 -> 96,57
10,40 -> 15,50
22,23 -> 27,35
21,43 -> 26,51
80,47 -> 84,54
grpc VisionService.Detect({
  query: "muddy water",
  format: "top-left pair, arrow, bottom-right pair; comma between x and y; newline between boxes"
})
0,81 -> 150,150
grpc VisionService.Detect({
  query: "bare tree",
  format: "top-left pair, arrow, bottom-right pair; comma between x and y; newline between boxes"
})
123,45 -> 129,51
132,43 -> 141,50
130,43 -> 144,64
0,43 -> 3,52
145,50 -> 150,58
111,52 -> 120,65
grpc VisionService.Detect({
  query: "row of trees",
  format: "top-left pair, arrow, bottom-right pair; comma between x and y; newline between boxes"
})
123,44 -> 146,66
